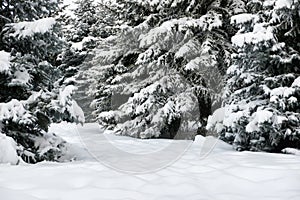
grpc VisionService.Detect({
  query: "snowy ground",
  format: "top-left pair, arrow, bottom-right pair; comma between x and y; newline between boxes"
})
1,123 -> 300,200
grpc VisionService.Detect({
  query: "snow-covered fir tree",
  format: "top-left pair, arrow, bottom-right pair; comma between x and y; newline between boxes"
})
207,0 -> 300,152
57,0 -> 125,122
84,0 -> 245,139
60,0 -> 122,52
0,0 -> 84,163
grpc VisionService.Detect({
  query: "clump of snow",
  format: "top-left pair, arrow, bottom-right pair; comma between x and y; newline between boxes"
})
223,109 -> 246,128
139,18 -> 180,48
10,69 -> 31,86
288,96 -> 297,103
71,42 -> 84,51
10,18 -> 56,38
292,77 -> 300,87
232,23 -> 274,47
206,107 -> 225,133
26,91 -> 43,104
282,147 -> 300,155
56,85 -> 85,123
230,13 -> 259,25
275,115 -> 288,124
185,57 -> 202,71
253,110 -> 274,123
0,99 -> 34,124
274,0 -> 293,9
71,36 -> 97,50
270,87 -> 295,97
263,0 -> 275,7
226,64 -> 240,75
246,110 -> 273,132
0,133 -> 19,164
0,51 -> 11,73
199,11 -> 222,31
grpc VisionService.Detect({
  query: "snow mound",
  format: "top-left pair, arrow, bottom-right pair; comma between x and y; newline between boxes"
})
0,133 -> 19,164
282,147 -> 300,155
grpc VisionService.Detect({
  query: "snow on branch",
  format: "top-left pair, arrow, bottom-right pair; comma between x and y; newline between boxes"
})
0,99 -> 35,125
274,0 -> 294,9
231,23 -> 274,47
230,13 -> 259,26
9,17 -> 56,39
0,133 -> 19,164
0,51 -> 11,73
51,85 -> 85,124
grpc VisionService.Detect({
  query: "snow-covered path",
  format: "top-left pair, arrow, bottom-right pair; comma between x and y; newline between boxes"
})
0,123 -> 300,200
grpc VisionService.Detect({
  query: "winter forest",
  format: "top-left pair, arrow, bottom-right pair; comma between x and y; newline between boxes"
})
0,0 -> 300,199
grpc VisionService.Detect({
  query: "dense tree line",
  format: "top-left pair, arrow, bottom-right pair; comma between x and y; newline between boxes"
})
83,0 -> 240,139
0,0 -> 299,163
83,0 -> 299,152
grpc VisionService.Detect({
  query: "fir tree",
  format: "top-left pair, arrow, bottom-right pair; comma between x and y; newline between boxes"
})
0,0 -> 84,163
58,0 -> 125,122
85,0 -> 237,139
208,0 -> 300,152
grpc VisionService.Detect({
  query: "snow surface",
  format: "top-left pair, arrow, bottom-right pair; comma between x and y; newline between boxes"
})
1,122 -> 299,200
0,51 -> 10,73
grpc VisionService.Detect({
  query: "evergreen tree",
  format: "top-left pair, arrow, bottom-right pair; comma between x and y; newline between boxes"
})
57,0 -> 125,122
208,0 -> 300,152
60,0 -> 121,51
0,0 -> 84,163
85,0 -> 239,139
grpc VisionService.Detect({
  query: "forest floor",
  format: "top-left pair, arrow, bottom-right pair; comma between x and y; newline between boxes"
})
0,122 -> 299,200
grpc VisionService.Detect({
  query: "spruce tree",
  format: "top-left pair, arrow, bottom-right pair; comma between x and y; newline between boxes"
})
0,0 -> 84,163
208,0 -> 300,152
85,0 -> 238,139
58,0 -> 124,122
